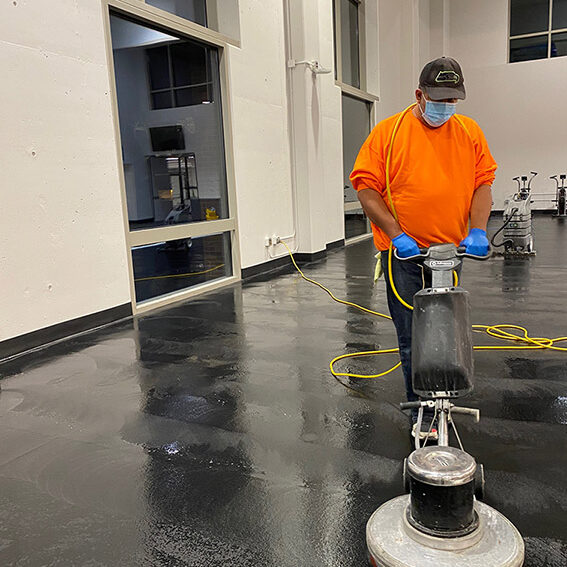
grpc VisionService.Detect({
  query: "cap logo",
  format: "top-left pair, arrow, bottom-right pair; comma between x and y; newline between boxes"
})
435,70 -> 460,84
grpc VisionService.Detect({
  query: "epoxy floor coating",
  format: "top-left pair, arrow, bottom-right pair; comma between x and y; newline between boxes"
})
1,216 -> 566,566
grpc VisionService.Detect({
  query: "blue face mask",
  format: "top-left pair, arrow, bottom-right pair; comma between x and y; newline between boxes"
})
421,100 -> 457,127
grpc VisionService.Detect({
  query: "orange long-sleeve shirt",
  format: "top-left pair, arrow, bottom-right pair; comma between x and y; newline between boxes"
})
350,110 -> 497,251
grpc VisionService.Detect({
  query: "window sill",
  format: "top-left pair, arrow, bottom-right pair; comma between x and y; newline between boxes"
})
335,81 -> 379,102
109,0 -> 242,48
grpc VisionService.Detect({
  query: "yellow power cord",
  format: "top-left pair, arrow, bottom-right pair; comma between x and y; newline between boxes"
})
135,264 -> 225,282
280,102 -> 567,383
280,241 -> 402,379
282,240 -> 567,383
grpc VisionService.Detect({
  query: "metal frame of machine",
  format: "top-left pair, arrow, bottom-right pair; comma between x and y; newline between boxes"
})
492,172 -> 537,256
550,174 -> 567,218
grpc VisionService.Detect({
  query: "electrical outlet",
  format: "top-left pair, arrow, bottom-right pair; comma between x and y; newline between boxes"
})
264,236 -> 271,247
272,234 -> 280,245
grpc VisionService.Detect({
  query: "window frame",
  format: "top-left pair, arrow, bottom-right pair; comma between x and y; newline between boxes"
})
102,0 -> 241,315
509,0 -> 567,62
341,92 -> 374,244
333,0 -> 378,243
333,0 -> 368,93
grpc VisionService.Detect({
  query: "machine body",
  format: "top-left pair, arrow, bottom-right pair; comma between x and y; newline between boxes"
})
551,174 -> 567,218
366,244 -> 524,567
499,173 -> 537,255
412,288 -> 473,398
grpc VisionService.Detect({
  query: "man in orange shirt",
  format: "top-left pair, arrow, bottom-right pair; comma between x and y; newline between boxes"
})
350,57 -> 497,439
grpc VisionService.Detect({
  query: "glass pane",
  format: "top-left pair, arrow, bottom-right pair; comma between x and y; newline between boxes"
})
510,0 -> 549,36
146,0 -> 207,27
132,232 -> 233,302
110,14 -> 229,231
171,42 -> 208,87
174,85 -> 211,106
151,91 -> 173,110
340,0 -> 360,88
551,32 -> 567,57
553,0 -> 567,30
147,46 -> 170,90
344,209 -> 369,240
510,35 -> 549,62
144,0 -> 241,41
342,94 -> 371,203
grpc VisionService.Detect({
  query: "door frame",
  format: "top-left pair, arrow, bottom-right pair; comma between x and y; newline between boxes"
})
341,89 -> 377,244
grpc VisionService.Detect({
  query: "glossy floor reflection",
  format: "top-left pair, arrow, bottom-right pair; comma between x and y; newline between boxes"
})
1,215 -> 566,566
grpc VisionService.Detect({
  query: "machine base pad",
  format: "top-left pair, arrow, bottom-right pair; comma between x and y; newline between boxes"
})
367,495 -> 524,567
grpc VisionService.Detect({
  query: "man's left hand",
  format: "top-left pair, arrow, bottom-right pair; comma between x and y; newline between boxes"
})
460,228 -> 489,256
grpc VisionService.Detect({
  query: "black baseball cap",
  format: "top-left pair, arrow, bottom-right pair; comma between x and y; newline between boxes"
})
418,57 -> 466,100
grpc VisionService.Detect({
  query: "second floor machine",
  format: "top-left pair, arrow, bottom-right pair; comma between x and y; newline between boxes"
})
550,174 -> 567,218
491,171 -> 537,256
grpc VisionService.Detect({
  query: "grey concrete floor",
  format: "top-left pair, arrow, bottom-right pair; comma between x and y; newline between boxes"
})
0,215 -> 566,566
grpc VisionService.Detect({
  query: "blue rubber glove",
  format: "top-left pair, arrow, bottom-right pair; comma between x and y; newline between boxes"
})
460,228 -> 489,256
392,232 -> 420,258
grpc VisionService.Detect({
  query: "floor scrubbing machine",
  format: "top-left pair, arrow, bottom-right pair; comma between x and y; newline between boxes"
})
366,244 -> 524,567
493,172 -> 537,255
550,174 -> 567,218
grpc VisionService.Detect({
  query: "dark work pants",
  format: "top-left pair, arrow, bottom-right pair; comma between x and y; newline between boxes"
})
381,250 -> 429,403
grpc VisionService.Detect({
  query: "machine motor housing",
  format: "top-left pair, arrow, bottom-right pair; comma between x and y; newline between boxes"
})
411,287 -> 473,398
503,195 -> 534,252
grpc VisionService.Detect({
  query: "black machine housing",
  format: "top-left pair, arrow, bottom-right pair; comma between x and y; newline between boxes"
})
410,247 -> 474,398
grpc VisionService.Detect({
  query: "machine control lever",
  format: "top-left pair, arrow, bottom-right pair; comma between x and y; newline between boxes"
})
451,406 -> 480,422
400,401 -> 480,423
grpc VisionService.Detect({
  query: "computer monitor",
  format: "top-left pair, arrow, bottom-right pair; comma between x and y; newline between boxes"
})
149,125 -> 185,152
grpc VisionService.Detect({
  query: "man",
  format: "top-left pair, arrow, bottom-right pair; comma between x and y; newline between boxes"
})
350,57 -> 496,439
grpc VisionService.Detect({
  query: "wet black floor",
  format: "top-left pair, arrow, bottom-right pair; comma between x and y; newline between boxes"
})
1,216 -> 566,566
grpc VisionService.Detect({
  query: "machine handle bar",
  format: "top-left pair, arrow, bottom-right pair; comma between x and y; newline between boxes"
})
394,245 -> 491,262
400,402 -> 480,422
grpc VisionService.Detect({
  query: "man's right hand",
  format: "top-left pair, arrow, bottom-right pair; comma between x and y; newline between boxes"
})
392,233 -> 420,258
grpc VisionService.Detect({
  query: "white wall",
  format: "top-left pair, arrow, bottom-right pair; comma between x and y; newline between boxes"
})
225,0 -> 295,268
375,0 -> 418,121
227,0 -> 345,268
0,0 -> 131,342
0,0 -> 397,345
372,0 -> 567,210
448,0 -> 566,209
317,0 -> 345,251
374,0 -> 449,121
207,0 -> 241,43
428,0 -> 449,62
288,0 -> 344,256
